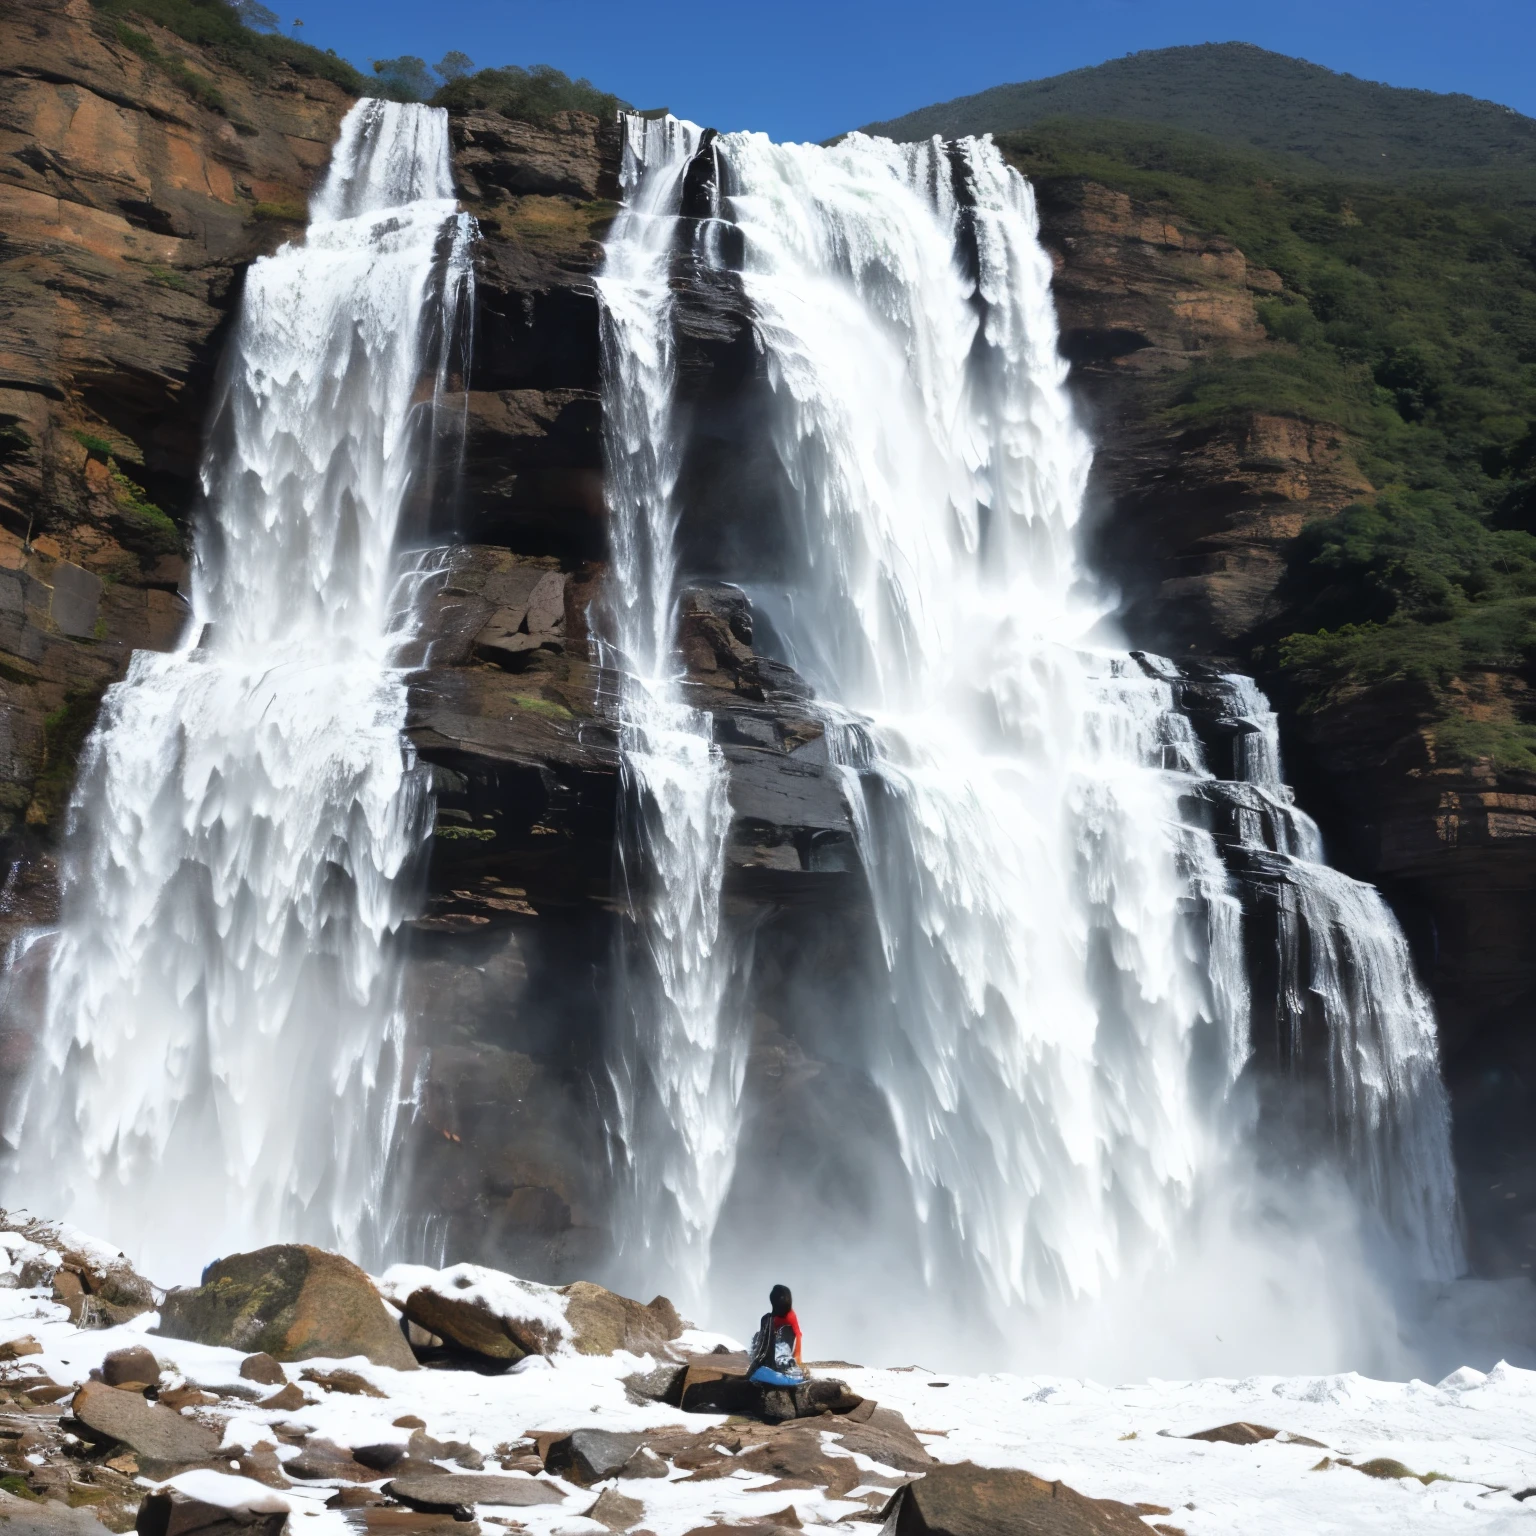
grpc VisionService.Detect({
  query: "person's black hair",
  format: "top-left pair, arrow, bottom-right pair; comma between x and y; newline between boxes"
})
769,1283 -> 792,1316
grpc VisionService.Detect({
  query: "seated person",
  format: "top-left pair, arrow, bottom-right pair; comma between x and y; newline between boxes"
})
747,1283 -> 807,1386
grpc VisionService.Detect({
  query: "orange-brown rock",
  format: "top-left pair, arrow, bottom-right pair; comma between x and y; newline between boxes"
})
1032,174 -> 1371,657
0,0 -> 355,875
1033,168 -> 1536,1276
155,1244 -> 417,1370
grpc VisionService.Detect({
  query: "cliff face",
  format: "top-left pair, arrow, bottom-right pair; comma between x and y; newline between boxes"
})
0,9 -> 1528,1280
0,0 -> 352,934
1033,174 -> 1536,1274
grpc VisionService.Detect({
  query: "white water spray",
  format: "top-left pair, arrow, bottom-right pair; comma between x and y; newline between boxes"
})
597,117 -> 743,1309
3,101 -> 472,1282
609,123 -> 1461,1365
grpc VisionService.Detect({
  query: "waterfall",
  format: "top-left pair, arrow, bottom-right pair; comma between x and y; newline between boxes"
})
2,100 -> 473,1281
608,122 -> 1461,1364
597,116 -> 744,1308
1171,665 -> 1462,1280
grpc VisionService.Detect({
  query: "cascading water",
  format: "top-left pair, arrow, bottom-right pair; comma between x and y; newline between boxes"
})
607,121 -> 1461,1369
597,116 -> 744,1309
1170,666 -> 1462,1279
2,100 -> 472,1281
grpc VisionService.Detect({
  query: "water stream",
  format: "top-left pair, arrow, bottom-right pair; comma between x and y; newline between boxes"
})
2,101 -> 472,1281
605,123 -> 1461,1364
597,117 -> 744,1310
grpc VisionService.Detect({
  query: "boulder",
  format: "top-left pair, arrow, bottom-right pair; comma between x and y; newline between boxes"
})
828,1408 -> 932,1471
256,1386 -> 306,1413
378,1264 -> 569,1363
400,1292 -> 527,1363
384,1475 -> 565,1517
561,1283 -> 682,1356
155,1246 -> 416,1371
619,1448 -> 668,1480
406,1430 -> 482,1470
622,1363 -> 686,1405
675,1355 -> 864,1424
50,1247 -> 156,1328
583,1489 -> 643,1532
0,1338 -> 42,1361
543,1430 -> 646,1485
134,1472 -> 289,1536
281,1440 -> 382,1483
879,1462 -> 1153,1536
351,1444 -> 407,1473
70,1380 -> 221,1474
1184,1422 -> 1278,1445
0,1488 -> 113,1535
299,1368 -> 385,1398
101,1346 -> 161,1389
238,1356 -> 285,1387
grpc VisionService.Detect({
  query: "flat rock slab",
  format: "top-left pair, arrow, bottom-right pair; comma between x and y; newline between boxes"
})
883,1462 -> 1151,1536
71,1380 -> 220,1467
385,1476 -> 565,1513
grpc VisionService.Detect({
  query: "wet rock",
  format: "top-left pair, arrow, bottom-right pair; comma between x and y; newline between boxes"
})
384,1475 -> 565,1516
70,1380 -> 220,1473
282,1439 -> 381,1483
451,110 -> 614,203
156,1246 -> 416,1371
325,1489 -> 391,1510
543,1430 -> 646,1486
583,1489 -> 644,1531
879,1461 -> 1151,1536
350,1443 -> 406,1473
101,1346 -> 161,1389
238,1356 -> 285,1387
134,1474 -> 290,1536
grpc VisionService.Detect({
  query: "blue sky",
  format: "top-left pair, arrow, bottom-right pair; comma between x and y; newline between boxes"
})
281,0 -> 1536,145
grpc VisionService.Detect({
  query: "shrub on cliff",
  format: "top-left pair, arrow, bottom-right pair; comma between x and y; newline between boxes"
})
90,0 -> 365,94
1003,116 -> 1536,770
432,62 -> 628,124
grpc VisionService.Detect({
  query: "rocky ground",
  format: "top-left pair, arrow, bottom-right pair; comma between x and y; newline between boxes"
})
0,1215 -> 1527,1536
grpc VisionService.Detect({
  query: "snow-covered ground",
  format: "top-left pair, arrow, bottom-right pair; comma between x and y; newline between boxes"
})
2,1285 -> 1533,1536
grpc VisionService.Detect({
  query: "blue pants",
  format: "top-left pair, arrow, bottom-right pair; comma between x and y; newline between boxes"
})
749,1366 -> 806,1387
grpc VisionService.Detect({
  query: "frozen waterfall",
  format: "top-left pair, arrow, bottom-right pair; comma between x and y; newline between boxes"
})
2,100 -> 473,1281
604,121 -> 1461,1366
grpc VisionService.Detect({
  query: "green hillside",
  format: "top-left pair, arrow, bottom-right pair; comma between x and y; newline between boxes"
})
998,113 -> 1536,771
861,43 -> 1536,180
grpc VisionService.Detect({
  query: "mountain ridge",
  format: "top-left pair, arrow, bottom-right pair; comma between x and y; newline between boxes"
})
858,42 -> 1536,179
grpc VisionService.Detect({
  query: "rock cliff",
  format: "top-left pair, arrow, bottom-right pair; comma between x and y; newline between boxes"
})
0,5 -> 1528,1279
0,0 -> 353,932
1032,171 -> 1536,1273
